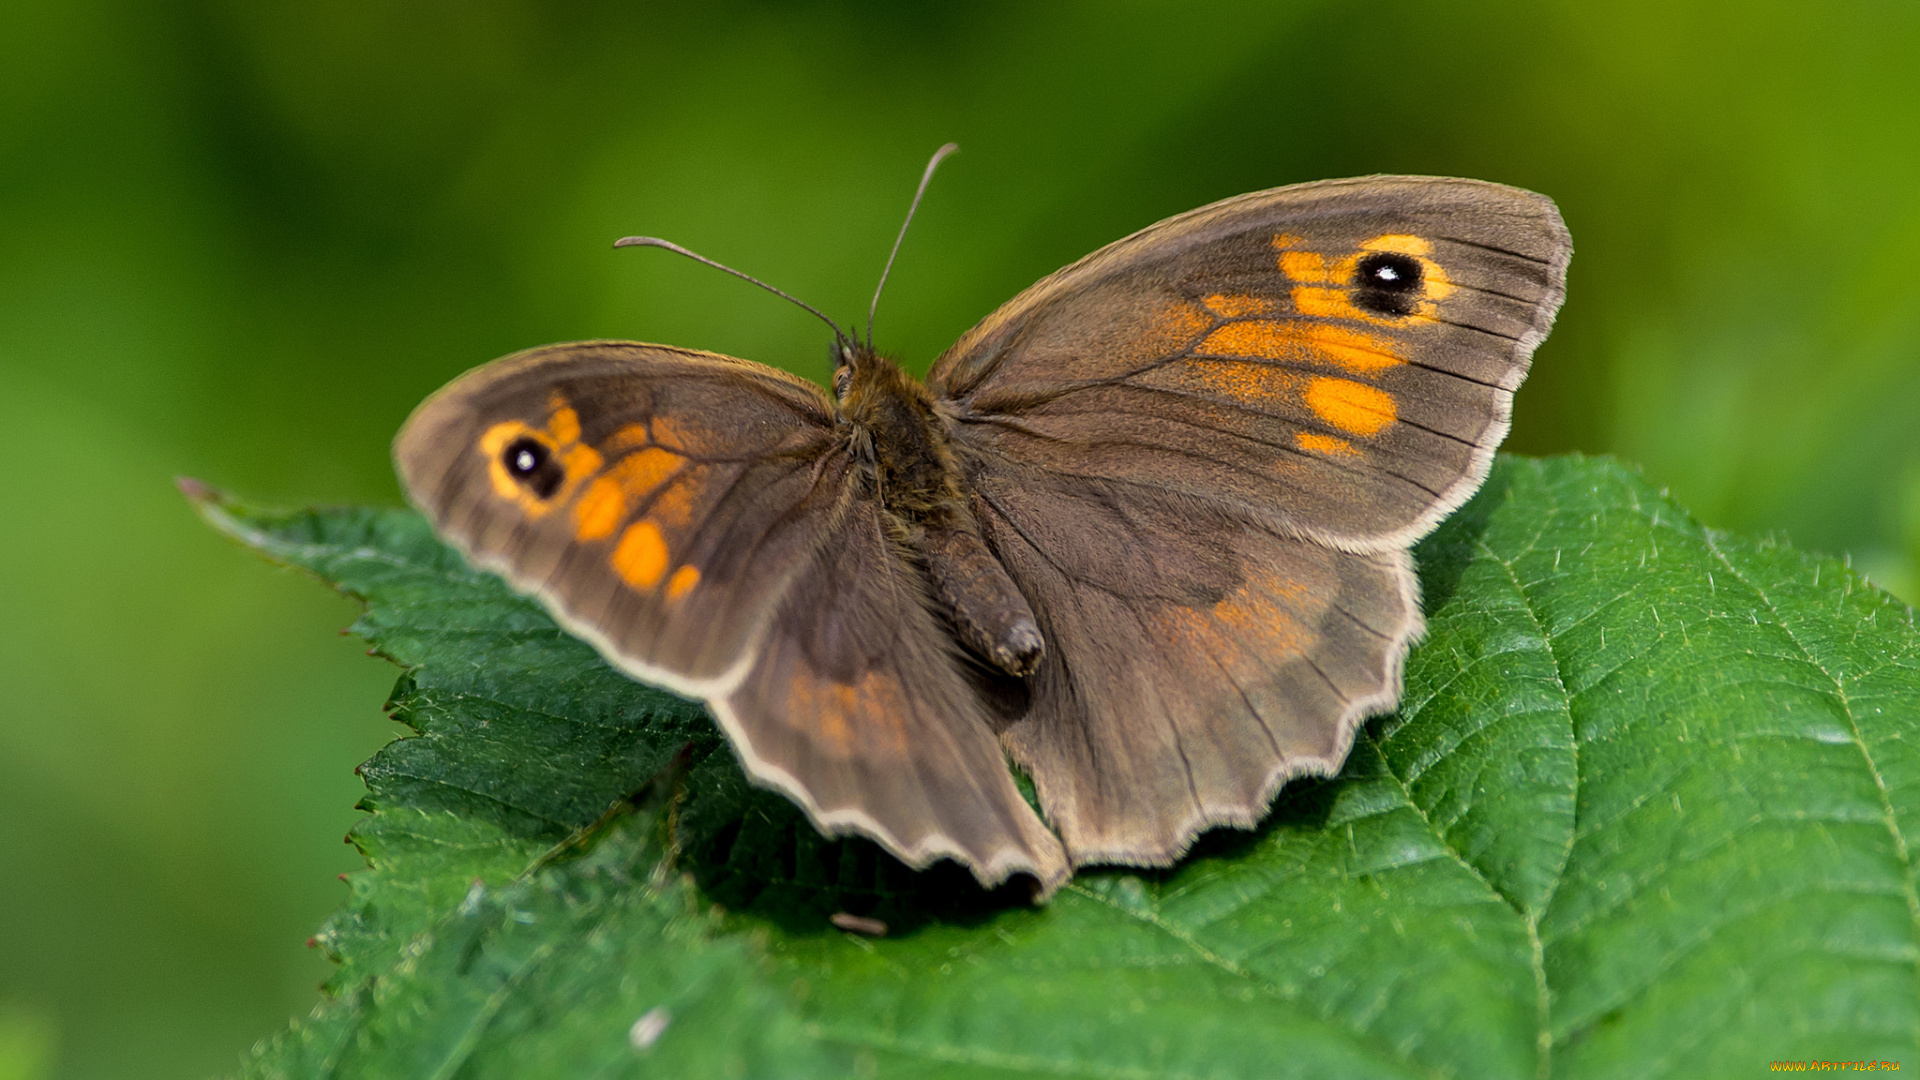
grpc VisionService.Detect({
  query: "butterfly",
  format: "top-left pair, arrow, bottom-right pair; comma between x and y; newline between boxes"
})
395,165 -> 1571,898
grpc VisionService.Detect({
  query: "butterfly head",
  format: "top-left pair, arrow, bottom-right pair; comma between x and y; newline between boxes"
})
830,338 -> 914,414
831,339 -> 859,400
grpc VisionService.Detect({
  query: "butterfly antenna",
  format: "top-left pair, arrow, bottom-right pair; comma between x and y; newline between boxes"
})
867,142 -> 958,348
613,235 -> 850,344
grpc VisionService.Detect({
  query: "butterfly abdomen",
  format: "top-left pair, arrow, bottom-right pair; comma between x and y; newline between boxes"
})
840,345 -> 1044,678
916,518 -> 1045,677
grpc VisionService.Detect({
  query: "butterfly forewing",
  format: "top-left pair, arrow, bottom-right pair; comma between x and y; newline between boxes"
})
396,342 -> 845,693
933,176 -> 1569,549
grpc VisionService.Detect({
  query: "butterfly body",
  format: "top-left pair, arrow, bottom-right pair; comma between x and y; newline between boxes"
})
397,174 -> 1571,898
837,340 -> 1045,678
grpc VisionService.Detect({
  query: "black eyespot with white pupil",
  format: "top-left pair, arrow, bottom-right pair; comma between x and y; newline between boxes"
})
502,436 -> 564,499
1354,252 -> 1424,316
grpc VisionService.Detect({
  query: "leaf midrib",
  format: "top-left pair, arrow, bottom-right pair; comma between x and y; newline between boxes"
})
1477,536 -> 1578,1080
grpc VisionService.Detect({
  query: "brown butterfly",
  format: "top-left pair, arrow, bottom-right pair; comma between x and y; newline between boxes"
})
395,159 -> 1570,898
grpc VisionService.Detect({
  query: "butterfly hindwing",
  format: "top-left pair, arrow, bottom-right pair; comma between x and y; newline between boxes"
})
722,500 -> 1067,888
971,464 -> 1417,864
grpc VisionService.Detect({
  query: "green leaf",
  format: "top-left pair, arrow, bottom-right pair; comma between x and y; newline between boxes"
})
198,456 -> 1920,1078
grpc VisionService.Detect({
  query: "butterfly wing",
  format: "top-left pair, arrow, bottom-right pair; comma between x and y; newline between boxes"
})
970,464 -> 1419,864
931,176 -> 1570,864
397,341 -> 845,692
931,174 -> 1569,549
397,341 -> 1065,886
725,497 -> 1068,889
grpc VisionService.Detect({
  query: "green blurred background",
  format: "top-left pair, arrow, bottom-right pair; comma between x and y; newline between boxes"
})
2,2 -> 1917,1077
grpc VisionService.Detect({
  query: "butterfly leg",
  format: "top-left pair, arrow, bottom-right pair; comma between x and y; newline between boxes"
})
916,516 -> 1044,678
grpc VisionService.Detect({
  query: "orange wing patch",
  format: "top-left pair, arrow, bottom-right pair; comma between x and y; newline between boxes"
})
559,418 -> 712,595
1157,359 -> 1301,408
1295,432 -> 1358,457
1305,377 -> 1396,437
666,564 -> 701,602
1202,293 -> 1282,319
1271,231 -> 1455,326
1151,558 -> 1317,676
1163,230 -> 1463,449
784,670 -> 912,757
612,520 -> 669,589
1210,559 -> 1316,636
649,415 -> 708,454
572,476 -> 626,540
1196,320 -> 1404,375
606,423 -> 653,455
545,394 -> 581,442
1147,300 -> 1216,355
651,472 -> 705,530
1173,242 -> 1428,447
569,447 -> 685,541
617,447 -> 683,495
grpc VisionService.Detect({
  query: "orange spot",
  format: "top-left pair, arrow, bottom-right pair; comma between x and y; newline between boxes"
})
559,442 -> 603,493
1197,321 -> 1403,374
1184,360 -> 1294,406
1293,285 -> 1392,324
1296,431 -> 1358,456
1174,563 -> 1312,656
666,564 -> 700,601
573,476 -> 626,540
784,670 -> 910,756
1154,557 -> 1354,763
649,415 -> 704,454
612,521 -> 669,590
547,400 -> 581,445
1305,377 -> 1396,437
1150,300 -> 1213,351
1139,357 -> 1300,409
1308,325 -> 1404,372
606,423 -> 651,454
813,684 -> 856,749
1271,233 -> 1305,250
1279,249 -> 1337,285
1199,321 -> 1293,360
651,474 -> 701,529
1362,233 -> 1430,256
1203,293 -> 1280,318
1194,597 -> 1301,655
612,447 -> 682,497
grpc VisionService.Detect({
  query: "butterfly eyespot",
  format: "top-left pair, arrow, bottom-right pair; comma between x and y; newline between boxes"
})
502,436 -> 565,499
1354,252 -> 1423,316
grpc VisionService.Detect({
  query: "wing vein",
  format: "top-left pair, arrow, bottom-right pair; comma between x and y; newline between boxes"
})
1436,235 -> 1554,264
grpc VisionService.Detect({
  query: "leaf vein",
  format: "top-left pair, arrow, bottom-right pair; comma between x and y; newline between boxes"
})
1700,532 -> 1920,1048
